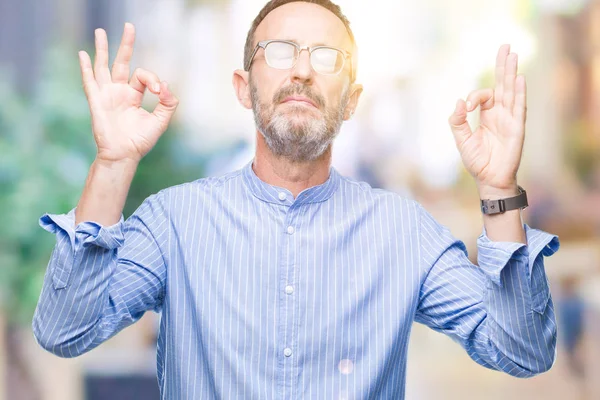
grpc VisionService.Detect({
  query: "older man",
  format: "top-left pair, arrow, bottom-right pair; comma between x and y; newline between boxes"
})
33,0 -> 559,398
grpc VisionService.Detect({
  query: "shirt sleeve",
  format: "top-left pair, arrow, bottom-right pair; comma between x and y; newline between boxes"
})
414,205 -> 560,377
32,191 -> 169,358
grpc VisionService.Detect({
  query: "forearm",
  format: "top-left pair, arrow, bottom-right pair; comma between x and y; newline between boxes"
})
471,226 -> 560,376
417,205 -> 559,377
34,192 -> 168,358
32,219 -> 126,357
75,158 -> 138,226
477,252 -> 557,376
478,184 -> 526,244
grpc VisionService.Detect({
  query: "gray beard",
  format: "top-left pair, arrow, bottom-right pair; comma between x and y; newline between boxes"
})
250,81 -> 348,163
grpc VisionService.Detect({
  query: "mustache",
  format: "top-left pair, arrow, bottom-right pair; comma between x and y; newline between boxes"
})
273,84 -> 326,109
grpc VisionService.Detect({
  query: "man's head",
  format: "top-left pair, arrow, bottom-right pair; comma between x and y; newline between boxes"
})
233,0 -> 363,163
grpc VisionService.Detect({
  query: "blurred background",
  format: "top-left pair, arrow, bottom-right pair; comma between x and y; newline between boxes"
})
0,0 -> 599,399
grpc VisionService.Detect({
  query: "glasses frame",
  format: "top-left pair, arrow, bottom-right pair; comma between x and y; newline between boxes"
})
245,39 -> 354,79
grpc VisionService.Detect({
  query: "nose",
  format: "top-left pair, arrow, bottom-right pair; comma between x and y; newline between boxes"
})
290,48 -> 314,84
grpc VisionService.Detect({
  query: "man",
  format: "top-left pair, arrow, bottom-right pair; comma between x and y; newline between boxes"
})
33,0 -> 560,398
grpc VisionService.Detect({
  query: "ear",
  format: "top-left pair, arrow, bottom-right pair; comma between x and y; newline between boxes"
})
343,83 -> 363,120
233,69 -> 252,109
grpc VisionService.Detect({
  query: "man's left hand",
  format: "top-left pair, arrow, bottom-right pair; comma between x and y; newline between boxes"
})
448,44 -> 525,199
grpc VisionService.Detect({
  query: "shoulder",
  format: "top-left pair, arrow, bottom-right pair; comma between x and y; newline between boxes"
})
157,167 -> 244,200
336,172 -> 423,216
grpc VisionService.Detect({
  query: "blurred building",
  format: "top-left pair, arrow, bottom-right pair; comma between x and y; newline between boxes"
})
0,0 -> 126,96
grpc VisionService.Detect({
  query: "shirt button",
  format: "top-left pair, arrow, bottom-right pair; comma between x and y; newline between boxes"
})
287,226 -> 295,235
284,348 -> 293,357
278,192 -> 286,201
285,285 -> 294,295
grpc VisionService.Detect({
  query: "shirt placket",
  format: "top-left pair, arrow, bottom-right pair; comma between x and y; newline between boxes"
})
277,196 -> 299,399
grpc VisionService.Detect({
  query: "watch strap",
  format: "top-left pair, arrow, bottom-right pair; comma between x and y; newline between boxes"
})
480,186 -> 528,215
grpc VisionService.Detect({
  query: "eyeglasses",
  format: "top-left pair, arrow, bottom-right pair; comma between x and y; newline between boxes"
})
245,40 -> 353,77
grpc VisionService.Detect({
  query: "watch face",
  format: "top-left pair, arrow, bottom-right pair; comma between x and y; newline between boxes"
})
481,200 -> 504,215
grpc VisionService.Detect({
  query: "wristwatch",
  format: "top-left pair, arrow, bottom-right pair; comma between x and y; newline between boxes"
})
480,186 -> 528,215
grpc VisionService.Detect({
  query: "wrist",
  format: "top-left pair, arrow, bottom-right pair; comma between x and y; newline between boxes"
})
477,183 -> 519,200
75,158 -> 137,227
93,157 -> 139,174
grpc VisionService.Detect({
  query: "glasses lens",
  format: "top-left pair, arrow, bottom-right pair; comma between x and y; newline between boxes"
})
265,41 -> 297,69
311,48 -> 345,75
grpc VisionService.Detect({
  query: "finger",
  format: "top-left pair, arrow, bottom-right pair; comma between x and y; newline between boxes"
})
465,88 -> 494,112
448,99 -> 473,146
494,44 -> 511,103
129,68 -> 162,95
152,81 -> 180,127
503,53 -> 518,111
94,28 -> 112,85
78,50 -> 99,98
111,22 -> 136,83
513,75 -> 527,123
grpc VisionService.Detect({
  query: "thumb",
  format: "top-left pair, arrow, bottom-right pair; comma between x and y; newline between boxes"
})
152,81 -> 180,128
448,99 -> 472,146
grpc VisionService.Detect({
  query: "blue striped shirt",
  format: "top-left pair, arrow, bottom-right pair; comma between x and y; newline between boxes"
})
33,159 -> 559,399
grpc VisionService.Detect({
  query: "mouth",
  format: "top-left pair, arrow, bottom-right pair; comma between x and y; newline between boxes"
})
281,96 -> 319,109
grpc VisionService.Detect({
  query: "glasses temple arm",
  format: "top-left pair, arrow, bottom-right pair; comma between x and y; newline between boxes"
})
245,44 -> 262,71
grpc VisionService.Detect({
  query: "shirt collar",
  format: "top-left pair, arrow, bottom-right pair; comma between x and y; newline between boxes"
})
241,159 -> 340,206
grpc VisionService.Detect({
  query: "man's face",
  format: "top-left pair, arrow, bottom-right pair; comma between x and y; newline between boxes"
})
247,2 -> 357,163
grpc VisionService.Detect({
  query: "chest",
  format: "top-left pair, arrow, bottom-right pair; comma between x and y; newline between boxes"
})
159,194 -> 423,396
167,198 -> 421,324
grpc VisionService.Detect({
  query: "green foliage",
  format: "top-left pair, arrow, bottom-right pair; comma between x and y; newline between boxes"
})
0,45 -> 206,325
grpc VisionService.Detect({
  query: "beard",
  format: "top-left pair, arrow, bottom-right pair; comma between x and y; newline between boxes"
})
250,78 -> 349,163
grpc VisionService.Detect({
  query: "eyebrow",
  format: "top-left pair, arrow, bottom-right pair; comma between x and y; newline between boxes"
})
277,38 -> 350,52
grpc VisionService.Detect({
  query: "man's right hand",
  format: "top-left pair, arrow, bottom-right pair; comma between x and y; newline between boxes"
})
79,22 -> 179,165
73,23 -> 178,227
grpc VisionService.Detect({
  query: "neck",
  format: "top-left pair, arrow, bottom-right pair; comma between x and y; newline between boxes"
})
253,132 -> 332,198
